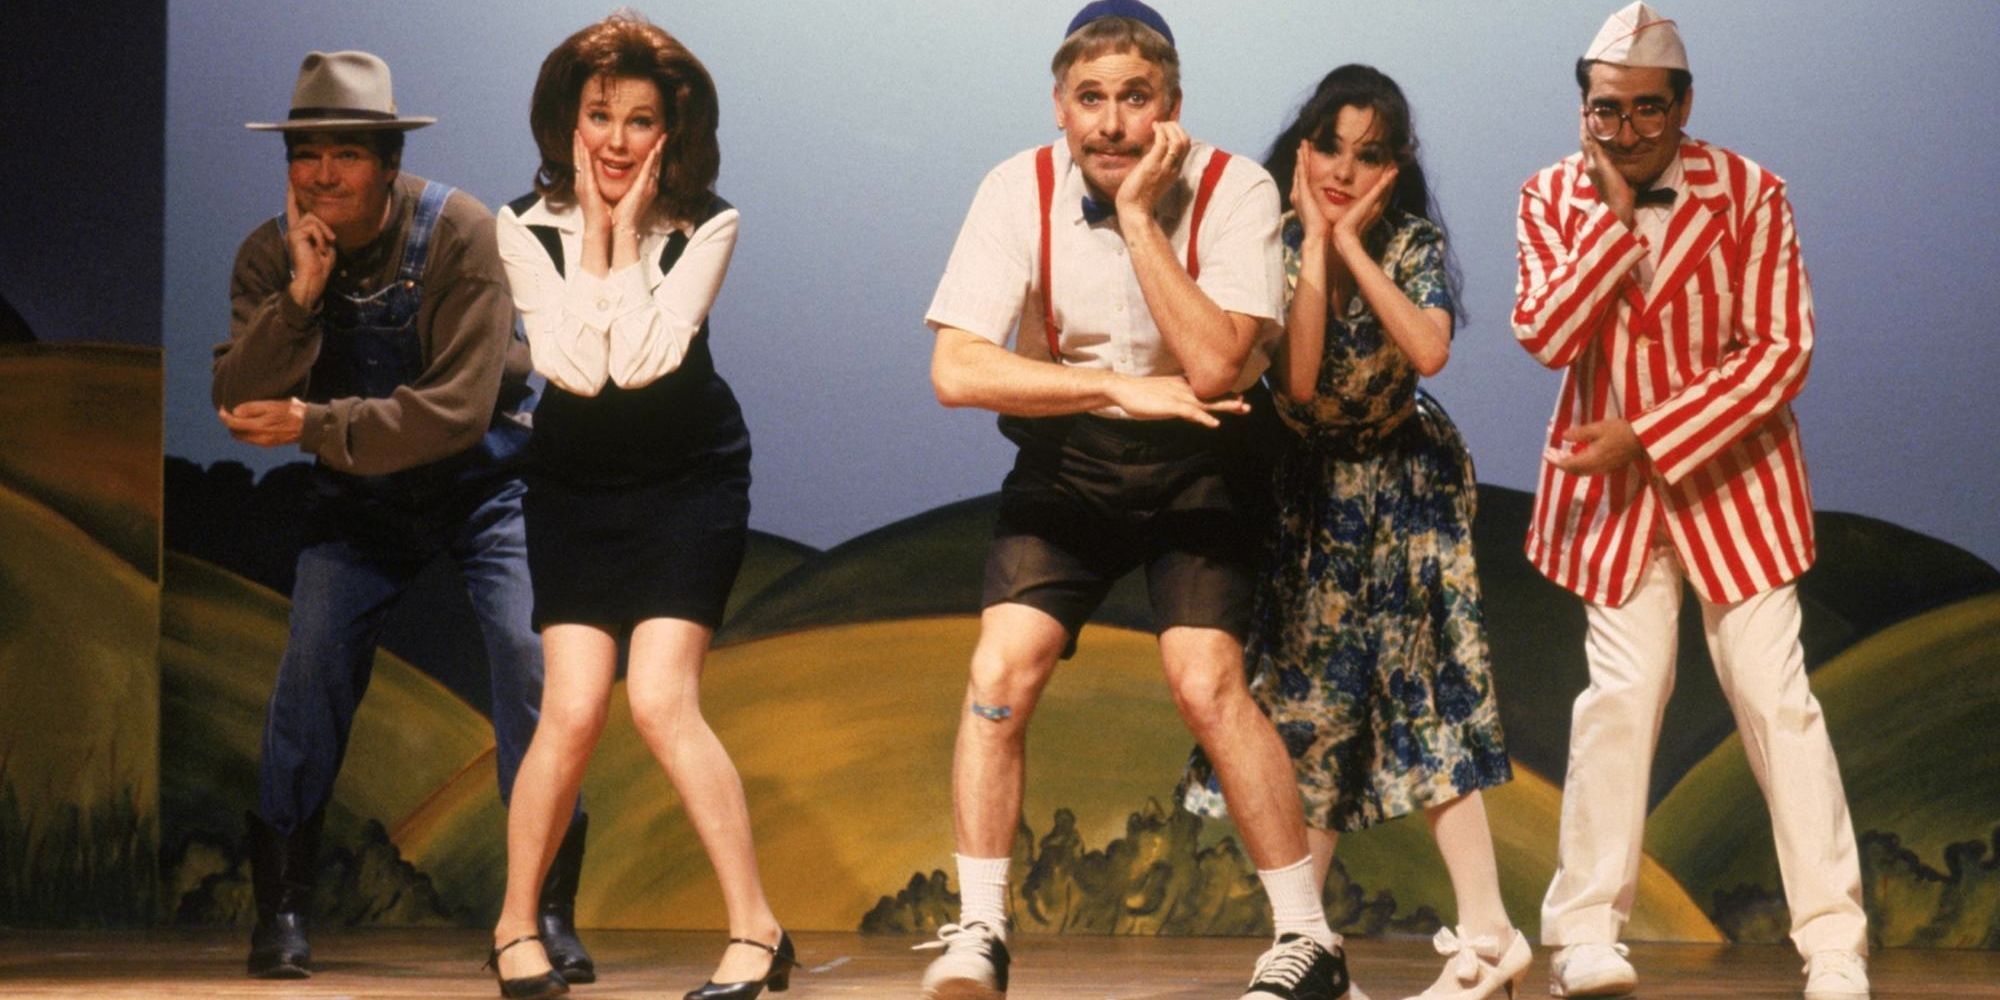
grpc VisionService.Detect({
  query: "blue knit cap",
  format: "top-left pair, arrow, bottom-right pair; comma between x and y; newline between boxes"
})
1065,0 -> 1175,47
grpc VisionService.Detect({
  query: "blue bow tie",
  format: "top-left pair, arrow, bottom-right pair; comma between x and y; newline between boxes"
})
1081,195 -> 1116,224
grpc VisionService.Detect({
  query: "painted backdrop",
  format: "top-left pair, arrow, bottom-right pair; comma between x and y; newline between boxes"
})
0,2 -> 166,927
3,0 -> 1997,950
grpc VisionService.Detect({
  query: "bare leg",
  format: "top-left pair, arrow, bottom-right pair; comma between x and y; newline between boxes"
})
1307,826 -> 1339,886
951,603 -> 1068,859
492,624 -> 618,979
625,617 -> 780,983
1159,626 -> 1309,868
1426,791 -> 1512,939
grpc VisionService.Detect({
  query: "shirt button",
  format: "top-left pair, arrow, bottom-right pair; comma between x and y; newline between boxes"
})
596,299 -> 610,311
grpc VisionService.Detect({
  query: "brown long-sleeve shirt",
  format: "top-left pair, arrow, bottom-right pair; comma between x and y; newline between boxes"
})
214,173 -> 530,477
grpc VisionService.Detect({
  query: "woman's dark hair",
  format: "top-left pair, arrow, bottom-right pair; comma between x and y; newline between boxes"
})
1263,64 -> 1462,323
529,12 -> 719,225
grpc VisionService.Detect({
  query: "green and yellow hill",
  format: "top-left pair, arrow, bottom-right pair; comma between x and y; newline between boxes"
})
0,344 -> 161,577
729,486 -> 1997,808
143,399 -> 1994,942
1647,593 -> 2000,946
0,480 -> 158,923
398,616 -> 1717,938
159,552 -> 494,850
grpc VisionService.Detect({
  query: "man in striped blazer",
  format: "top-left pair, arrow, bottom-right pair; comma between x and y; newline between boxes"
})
1512,5 -> 1869,998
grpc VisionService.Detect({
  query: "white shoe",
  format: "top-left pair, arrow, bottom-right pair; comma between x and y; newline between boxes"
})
1402,927 -> 1531,999
1802,950 -> 1870,999
916,922 -> 1010,999
1547,943 -> 1635,997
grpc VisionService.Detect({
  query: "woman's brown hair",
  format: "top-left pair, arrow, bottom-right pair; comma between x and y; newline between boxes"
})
529,12 -> 719,225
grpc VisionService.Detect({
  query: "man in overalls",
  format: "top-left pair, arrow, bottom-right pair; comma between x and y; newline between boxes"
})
214,51 -> 592,983
919,4 -> 1346,998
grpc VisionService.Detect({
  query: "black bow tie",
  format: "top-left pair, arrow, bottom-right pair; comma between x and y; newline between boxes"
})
1081,195 -> 1116,224
1636,186 -> 1677,208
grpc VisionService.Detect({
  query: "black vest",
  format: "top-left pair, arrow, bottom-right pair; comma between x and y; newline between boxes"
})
510,192 -> 748,488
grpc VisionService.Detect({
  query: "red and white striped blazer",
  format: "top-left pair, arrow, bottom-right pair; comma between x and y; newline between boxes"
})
1513,140 -> 1815,606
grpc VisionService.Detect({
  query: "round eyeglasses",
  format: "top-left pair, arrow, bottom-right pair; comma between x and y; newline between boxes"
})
1583,100 -> 1677,141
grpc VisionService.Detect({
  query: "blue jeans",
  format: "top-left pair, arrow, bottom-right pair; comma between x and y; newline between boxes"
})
254,476 -> 556,834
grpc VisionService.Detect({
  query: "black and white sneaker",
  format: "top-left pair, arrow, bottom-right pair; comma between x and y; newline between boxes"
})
916,921 -> 1010,999
1240,933 -> 1349,1000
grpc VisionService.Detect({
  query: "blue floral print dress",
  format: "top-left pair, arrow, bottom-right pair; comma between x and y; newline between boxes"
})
1180,211 -> 1511,832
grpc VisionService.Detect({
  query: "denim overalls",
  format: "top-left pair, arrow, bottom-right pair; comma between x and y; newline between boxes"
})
256,180 -> 552,834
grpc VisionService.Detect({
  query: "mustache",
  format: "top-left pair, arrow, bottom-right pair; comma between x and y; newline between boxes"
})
1084,142 -> 1146,158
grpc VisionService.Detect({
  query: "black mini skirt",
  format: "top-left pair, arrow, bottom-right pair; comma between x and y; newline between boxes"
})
522,447 -> 751,633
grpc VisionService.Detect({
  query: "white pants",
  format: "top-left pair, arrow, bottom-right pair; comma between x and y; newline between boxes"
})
1540,547 -> 1867,957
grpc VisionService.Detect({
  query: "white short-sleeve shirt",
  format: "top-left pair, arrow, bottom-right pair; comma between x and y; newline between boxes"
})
925,140 -> 1285,400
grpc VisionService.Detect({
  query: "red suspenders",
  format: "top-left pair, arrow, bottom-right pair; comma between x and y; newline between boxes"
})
1033,144 -> 1233,362
1186,149 -> 1233,282
1035,146 -> 1059,359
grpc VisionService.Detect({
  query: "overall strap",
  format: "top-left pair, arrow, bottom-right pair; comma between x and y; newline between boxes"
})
1186,150 -> 1231,281
1034,145 -> 1060,360
396,180 -> 454,283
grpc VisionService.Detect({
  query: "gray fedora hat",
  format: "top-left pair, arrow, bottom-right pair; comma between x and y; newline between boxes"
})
246,50 -> 435,132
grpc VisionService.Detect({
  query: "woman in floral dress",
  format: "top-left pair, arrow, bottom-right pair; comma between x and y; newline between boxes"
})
1181,64 -> 1527,1000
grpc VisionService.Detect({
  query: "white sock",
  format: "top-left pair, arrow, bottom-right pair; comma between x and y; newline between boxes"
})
1258,855 -> 1336,949
955,854 -> 1011,936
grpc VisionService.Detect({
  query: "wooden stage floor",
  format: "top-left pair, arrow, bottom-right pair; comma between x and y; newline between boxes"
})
0,929 -> 1993,999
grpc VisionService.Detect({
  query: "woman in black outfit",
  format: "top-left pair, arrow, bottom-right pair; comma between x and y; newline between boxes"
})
483,13 -> 789,1000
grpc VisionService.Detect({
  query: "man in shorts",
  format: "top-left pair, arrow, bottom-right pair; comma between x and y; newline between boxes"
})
916,4 -> 1348,998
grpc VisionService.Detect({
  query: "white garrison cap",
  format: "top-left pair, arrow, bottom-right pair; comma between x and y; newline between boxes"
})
1584,2 -> 1688,71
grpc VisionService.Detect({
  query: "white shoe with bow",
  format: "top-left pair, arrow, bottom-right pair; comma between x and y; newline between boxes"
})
1400,926 -> 1531,1000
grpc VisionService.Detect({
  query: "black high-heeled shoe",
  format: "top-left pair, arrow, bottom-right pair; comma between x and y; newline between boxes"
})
484,934 -> 569,1000
683,931 -> 796,1000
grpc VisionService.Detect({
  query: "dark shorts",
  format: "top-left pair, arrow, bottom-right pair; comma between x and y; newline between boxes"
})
982,411 -> 1272,656
523,451 -> 751,633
